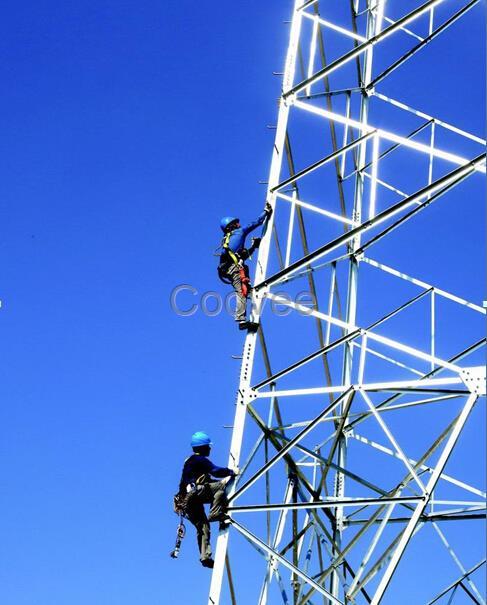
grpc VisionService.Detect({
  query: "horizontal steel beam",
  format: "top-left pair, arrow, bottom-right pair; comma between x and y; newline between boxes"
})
294,100 -> 485,170
252,329 -> 361,390
230,496 -> 423,513
270,131 -> 375,192
255,377 -> 465,399
344,513 -> 486,525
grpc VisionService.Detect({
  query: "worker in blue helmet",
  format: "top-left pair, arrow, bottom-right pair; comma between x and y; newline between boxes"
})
217,202 -> 273,331
177,431 -> 236,568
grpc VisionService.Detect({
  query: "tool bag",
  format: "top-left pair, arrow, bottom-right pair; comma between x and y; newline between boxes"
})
173,492 -> 188,517
173,472 -> 209,516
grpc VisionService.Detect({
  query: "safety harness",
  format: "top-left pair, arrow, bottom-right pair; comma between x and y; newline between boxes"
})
222,231 -> 240,266
218,231 -> 252,297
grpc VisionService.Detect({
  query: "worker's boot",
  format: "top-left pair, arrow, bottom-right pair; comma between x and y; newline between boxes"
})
201,558 -> 214,569
238,320 -> 259,332
219,514 -> 231,531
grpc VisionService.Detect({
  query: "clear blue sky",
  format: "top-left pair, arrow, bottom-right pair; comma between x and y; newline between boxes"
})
0,2 -> 484,604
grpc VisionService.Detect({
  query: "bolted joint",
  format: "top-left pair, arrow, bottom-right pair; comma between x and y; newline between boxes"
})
248,388 -> 258,401
461,366 -> 486,396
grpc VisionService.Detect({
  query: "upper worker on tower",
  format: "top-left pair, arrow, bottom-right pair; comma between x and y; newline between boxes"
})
217,202 -> 273,331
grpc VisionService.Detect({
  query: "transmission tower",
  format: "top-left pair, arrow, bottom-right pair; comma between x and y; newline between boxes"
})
208,1 -> 486,603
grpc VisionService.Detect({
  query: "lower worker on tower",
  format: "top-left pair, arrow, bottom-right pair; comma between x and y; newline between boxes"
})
217,202 -> 273,331
177,432 -> 235,569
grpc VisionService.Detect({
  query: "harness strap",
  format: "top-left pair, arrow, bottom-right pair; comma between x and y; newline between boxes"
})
222,232 -> 240,266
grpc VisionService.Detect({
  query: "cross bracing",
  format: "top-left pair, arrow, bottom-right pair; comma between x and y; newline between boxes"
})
208,1 -> 486,604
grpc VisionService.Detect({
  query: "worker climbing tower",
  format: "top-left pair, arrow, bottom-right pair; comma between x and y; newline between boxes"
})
209,1 -> 486,603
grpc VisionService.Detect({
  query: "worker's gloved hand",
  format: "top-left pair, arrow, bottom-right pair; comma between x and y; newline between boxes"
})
231,467 -> 240,477
251,237 -> 261,249
265,202 -> 273,217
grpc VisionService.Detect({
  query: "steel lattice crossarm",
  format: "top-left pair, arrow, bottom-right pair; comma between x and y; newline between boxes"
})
208,1 -> 486,604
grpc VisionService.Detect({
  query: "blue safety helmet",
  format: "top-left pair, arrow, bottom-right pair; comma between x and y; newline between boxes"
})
220,216 -> 239,232
191,431 -> 212,448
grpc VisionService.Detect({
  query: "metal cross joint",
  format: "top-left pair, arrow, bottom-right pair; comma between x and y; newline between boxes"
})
461,366 -> 487,396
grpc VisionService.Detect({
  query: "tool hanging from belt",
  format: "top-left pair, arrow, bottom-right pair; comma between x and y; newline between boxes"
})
169,470 -> 211,559
170,516 -> 186,559
239,266 -> 250,298
170,492 -> 189,559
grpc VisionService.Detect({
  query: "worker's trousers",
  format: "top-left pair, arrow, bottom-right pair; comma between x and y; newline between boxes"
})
227,264 -> 248,323
185,481 -> 228,562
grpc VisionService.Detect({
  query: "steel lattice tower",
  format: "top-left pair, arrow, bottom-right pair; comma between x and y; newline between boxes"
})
208,1 -> 486,603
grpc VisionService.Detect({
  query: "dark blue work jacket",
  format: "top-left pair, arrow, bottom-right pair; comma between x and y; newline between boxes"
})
179,454 -> 233,494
